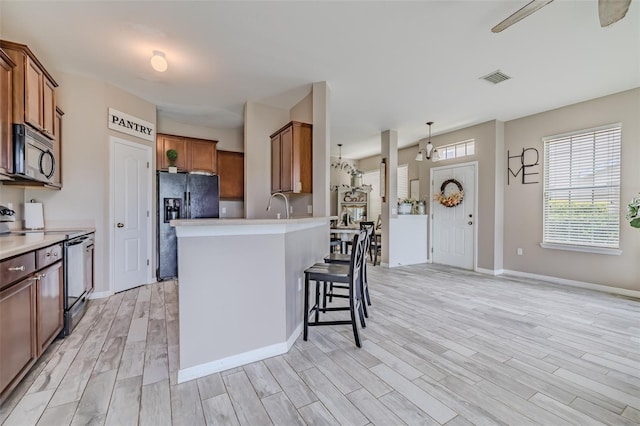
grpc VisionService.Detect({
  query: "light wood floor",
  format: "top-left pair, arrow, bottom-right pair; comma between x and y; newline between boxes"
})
2,263 -> 639,425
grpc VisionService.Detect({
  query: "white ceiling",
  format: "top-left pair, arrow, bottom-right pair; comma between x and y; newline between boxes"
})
2,1 -> 638,159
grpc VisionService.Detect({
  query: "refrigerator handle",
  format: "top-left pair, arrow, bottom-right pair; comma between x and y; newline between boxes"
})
186,191 -> 191,218
184,192 -> 189,219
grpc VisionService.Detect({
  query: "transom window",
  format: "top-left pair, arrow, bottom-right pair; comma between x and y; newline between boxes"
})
542,124 -> 621,251
435,139 -> 475,161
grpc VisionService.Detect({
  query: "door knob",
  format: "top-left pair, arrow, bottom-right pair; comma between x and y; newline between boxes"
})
468,221 -> 473,225
117,223 -> 124,228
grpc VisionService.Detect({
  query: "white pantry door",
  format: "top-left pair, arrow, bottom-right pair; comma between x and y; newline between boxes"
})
112,137 -> 152,293
431,163 -> 476,270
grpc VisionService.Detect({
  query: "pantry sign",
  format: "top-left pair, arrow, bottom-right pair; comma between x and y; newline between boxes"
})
108,108 -> 155,142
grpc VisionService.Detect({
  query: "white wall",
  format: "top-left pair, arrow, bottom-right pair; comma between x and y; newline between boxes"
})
244,84 -> 330,219
244,102 -> 289,219
23,72 -> 157,294
503,88 -> 640,291
157,117 -> 243,152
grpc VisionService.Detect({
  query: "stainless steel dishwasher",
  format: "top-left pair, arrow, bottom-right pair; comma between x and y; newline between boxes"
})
63,231 -> 95,335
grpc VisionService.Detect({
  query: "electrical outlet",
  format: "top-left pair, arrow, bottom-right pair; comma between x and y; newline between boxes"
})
298,277 -> 302,291
517,248 -> 523,256
307,205 -> 313,214
289,206 -> 293,214
221,207 -> 227,214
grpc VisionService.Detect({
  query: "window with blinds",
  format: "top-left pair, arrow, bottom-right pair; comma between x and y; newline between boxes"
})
363,164 -> 410,222
543,124 -> 621,249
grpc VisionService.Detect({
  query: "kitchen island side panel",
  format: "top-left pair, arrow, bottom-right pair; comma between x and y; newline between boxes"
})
284,225 -> 328,337
174,217 -> 329,381
178,233 -> 286,370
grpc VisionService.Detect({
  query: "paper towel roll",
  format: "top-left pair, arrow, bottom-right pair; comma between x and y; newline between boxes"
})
24,202 -> 44,229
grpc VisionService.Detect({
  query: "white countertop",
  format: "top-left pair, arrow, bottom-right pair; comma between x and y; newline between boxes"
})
172,217 -> 332,237
0,227 -> 96,260
0,234 -> 67,260
171,217 -> 330,226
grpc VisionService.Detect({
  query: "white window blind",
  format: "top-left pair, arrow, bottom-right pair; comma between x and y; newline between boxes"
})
363,164 -> 410,222
397,164 -> 409,199
543,124 -> 621,249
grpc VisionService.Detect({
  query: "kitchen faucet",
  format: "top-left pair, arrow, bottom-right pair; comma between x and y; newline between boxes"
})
266,192 -> 290,219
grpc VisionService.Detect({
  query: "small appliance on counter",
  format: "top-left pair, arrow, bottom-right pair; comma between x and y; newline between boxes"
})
0,205 -> 16,234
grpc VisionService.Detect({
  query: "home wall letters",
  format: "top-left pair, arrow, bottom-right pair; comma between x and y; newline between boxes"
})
508,147 -> 539,185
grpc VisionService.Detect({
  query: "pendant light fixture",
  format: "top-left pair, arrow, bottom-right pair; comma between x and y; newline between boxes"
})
415,121 -> 437,161
331,143 -> 352,171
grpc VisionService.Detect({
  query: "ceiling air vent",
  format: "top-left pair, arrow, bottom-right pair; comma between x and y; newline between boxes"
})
480,70 -> 511,84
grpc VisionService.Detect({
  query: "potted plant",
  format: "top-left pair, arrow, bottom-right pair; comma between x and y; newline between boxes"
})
398,198 -> 417,214
627,193 -> 640,229
166,149 -> 178,173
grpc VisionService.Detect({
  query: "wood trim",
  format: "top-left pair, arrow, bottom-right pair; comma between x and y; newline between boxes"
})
269,120 -> 311,139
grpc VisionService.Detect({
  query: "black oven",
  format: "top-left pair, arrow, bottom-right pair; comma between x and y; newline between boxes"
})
13,123 -> 56,184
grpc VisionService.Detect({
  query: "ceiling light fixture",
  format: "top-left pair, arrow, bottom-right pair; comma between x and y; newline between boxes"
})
415,121 -> 438,161
331,144 -> 352,172
150,50 -> 168,72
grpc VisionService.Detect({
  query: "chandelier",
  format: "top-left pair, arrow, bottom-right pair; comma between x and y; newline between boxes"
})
415,121 -> 439,161
330,144 -> 371,192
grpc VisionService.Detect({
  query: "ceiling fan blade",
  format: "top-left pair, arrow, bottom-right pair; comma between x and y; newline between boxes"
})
599,0 -> 632,27
491,0 -> 554,33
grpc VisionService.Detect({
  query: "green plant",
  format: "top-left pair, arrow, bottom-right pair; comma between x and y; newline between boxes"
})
627,193 -> 640,229
166,149 -> 178,167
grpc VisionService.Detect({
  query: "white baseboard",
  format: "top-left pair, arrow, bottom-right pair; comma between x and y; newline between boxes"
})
501,269 -> 640,299
178,323 -> 303,384
88,290 -> 113,299
287,322 -> 303,350
476,267 -> 505,276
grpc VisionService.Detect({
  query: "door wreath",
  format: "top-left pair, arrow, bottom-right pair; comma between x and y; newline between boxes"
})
435,179 -> 464,207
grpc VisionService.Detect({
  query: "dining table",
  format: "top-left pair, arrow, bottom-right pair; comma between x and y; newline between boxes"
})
330,225 -> 381,255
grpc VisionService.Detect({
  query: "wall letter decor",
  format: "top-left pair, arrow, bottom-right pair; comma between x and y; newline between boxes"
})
508,148 -> 539,185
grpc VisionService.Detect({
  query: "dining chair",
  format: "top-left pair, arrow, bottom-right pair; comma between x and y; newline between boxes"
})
303,230 -> 367,347
324,222 -> 373,316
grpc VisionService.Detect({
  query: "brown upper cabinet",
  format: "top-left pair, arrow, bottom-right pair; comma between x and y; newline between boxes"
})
189,139 -> 217,174
0,48 -> 15,179
270,121 -> 312,194
217,150 -> 244,200
156,133 -> 218,174
0,40 -> 58,140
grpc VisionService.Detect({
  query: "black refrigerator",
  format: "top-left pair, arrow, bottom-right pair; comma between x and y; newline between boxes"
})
157,171 -> 219,280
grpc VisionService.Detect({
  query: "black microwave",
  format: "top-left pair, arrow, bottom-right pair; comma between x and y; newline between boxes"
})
13,124 -> 56,184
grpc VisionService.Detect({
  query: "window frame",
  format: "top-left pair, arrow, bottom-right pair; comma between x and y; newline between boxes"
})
540,123 -> 622,256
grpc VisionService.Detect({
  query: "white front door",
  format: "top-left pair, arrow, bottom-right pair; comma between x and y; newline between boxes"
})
431,163 -> 476,270
111,137 -> 152,293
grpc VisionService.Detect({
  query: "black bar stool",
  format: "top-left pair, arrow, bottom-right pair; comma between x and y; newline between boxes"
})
303,230 -> 367,347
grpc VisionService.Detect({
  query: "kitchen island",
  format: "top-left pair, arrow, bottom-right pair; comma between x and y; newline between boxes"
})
172,217 -> 330,382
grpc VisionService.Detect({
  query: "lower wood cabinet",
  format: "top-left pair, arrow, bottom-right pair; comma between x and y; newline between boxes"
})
0,243 -> 64,404
0,277 -> 37,402
37,260 -> 63,355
